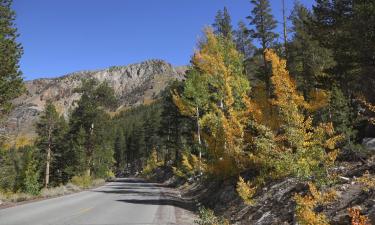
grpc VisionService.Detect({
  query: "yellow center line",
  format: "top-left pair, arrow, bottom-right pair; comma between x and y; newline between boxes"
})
74,207 -> 93,215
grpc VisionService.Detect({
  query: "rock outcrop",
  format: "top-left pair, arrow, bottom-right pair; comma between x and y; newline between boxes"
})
0,60 -> 186,139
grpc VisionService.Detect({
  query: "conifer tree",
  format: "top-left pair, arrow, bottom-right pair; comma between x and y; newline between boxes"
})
212,7 -> 233,39
321,86 -> 356,147
233,21 -> 255,60
69,79 -> 117,177
36,101 -> 60,188
247,0 -> 278,94
0,0 -> 24,115
288,2 -> 335,97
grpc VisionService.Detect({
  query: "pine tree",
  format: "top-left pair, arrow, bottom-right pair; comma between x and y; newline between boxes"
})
312,0 -> 375,100
114,129 -> 125,173
288,2 -> 335,97
36,101 -> 60,188
69,79 -> 117,177
45,116 -> 69,185
233,20 -> 255,60
0,0 -> 24,115
322,86 -> 356,147
212,7 -> 233,39
247,0 -> 278,94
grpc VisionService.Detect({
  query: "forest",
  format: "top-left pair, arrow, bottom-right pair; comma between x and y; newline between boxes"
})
1,0 -> 375,224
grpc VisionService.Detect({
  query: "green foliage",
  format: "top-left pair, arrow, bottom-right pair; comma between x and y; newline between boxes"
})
36,101 -> 64,187
248,0 -> 278,49
247,0 -> 279,94
0,0 -> 25,115
21,147 -> 40,195
71,175 -> 92,189
68,79 -> 117,178
143,148 -> 160,176
233,20 -> 255,60
287,2 -> 336,97
212,7 -> 233,39
321,86 -> 357,148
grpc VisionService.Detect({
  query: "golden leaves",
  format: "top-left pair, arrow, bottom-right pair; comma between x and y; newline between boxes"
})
348,208 -> 371,225
236,176 -> 256,205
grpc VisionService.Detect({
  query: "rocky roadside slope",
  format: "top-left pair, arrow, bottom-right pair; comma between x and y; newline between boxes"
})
0,60 -> 186,140
150,139 -> 375,225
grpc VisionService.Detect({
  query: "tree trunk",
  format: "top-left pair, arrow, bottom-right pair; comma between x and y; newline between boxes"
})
196,106 -> 204,175
45,127 -> 52,188
86,123 -> 94,177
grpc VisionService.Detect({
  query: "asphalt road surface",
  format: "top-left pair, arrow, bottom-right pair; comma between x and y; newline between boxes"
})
0,178 -> 196,225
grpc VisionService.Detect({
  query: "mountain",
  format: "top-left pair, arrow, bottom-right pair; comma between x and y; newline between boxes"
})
0,60 -> 186,140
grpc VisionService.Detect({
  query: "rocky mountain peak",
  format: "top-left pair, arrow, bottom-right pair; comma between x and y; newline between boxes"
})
1,60 -> 186,139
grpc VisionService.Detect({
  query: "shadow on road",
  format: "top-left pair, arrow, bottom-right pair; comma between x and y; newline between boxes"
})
94,178 -> 196,212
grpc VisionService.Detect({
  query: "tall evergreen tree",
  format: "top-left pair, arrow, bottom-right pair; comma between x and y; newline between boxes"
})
69,79 -> 117,177
247,0 -> 278,94
0,0 -> 24,115
36,101 -> 60,188
234,20 -> 255,60
287,2 -> 335,97
212,6 -> 233,39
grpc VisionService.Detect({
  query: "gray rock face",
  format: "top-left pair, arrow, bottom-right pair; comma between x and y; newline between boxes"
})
363,138 -> 375,151
1,59 -> 186,138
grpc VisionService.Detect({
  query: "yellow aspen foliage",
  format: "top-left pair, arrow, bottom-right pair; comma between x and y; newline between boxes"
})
236,176 -> 256,205
263,49 -> 342,181
294,182 -> 336,225
173,151 -> 206,178
2,135 -> 34,150
143,148 -> 159,176
250,83 -> 280,130
355,171 -> 375,192
357,96 -> 375,125
174,28 -> 256,179
348,208 -> 371,225
306,89 -> 330,112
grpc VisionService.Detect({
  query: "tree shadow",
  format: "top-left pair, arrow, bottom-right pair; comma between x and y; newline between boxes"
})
116,198 -> 196,211
95,178 -> 197,212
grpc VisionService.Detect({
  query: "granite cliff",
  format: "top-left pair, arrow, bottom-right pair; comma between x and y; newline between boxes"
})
1,60 -> 186,139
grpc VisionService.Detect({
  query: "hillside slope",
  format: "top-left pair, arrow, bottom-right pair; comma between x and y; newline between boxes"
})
0,60 -> 186,139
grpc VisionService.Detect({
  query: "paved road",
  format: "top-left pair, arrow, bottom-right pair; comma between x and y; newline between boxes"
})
0,178 -> 196,225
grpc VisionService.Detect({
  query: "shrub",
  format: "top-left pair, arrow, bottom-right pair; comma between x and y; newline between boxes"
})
348,207 -> 370,225
0,191 -> 34,203
143,148 -> 160,176
236,176 -> 256,205
194,206 -> 230,225
355,171 -> 375,192
71,175 -> 92,188
41,186 -> 69,198
294,182 -> 336,225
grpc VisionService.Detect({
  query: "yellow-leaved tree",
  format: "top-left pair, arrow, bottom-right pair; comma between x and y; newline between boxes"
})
261,49 -> 341,181
236,50 -> 341,206
174,28 -> 256,179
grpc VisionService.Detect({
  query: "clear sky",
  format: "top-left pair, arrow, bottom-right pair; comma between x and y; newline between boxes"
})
13,0 -> 313,80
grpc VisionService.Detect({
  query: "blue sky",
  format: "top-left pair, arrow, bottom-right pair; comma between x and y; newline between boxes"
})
13,0 -> 313,80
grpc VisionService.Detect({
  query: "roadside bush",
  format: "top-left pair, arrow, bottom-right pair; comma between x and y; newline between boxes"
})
0,191 -> 34,203
71,175 -> 92,188
143,148 -> 163,176
195,206 -> 230,225
236,176 -> 256,205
